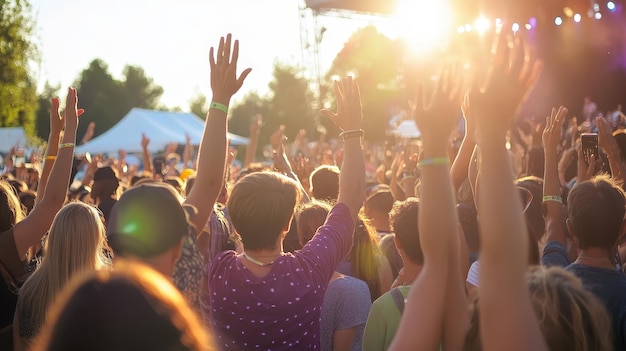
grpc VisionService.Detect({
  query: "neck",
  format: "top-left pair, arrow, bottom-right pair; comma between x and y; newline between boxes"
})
243,247 -> 283,267
576,247 -> 616,269
399,262 -> 422,285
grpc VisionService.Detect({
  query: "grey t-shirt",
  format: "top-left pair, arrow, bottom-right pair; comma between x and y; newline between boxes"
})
321,275 -> 372,351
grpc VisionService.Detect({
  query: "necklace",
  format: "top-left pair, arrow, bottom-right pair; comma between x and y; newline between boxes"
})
243,252 -> 281,267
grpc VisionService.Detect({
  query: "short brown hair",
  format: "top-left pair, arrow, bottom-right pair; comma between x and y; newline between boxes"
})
389,197 -> 423,264
228,172 -> 300,251
567,175 -> 626,249
309,165 -> 340,201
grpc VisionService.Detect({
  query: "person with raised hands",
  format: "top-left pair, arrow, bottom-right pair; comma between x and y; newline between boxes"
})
0,88 -> 82,346
469,29 -> 546,351
389,62 -> 468,351
105,34 -> 250,282
205,76 -> 364,350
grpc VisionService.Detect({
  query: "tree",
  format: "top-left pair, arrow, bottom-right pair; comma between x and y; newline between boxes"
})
189,93 -> 208,120
325,26 -> 404,141
229,91 -> 269,138
35,82 -> 60,139
74,59 -> 164,140
122,65 -> 163,109
0,0 -> 38,135
265,63 -> 316,142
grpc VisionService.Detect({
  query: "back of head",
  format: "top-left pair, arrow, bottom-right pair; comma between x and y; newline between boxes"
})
464,267 -> 612,351
567,175 -> 626,249
364,183 -> 394,216
33,259 -> 213,351
19,202 -> 109,335
526,267 -> 612,351
0,180 -> 24,232
227,172 -> 300,251
613,130 -> 626,164
91,166 -> 120,202
515,176 -> 545,244
296,200 -> 332,246
106,182 -> 190,259
309,165 -> 340,201
389,197 -> 423,264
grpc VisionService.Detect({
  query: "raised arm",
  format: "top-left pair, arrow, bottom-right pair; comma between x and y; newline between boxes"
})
35,98 -> 62,206
471,31 -> 547,351
184,34 -> 251,233
13,88 -> 81,257
273,136 -> 310,203
597,116 -> 626,186
450,92 -> 476,190
141,133 -> 153,175
542,107 -> 569,249
182,133 -> 193,170
244,115 -> 263,167
320,77 -> 365,222
389,63 -> 466,351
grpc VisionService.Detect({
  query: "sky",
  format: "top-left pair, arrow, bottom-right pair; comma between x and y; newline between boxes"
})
27,0 -> 398,110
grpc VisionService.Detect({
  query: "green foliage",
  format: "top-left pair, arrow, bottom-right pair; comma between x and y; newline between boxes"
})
229,91 -> 269,138
73,59 -> 163,140
0,0 -> 38,135
35,82 -> 60,139
189,93 -> 208,120
325,25 -> 404,141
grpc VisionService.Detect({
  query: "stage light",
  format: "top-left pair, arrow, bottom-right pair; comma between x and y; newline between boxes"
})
475,17 -> 490,33
593,3 -> 600,12
529,17 -> 537,27
563,7 -> 574,17
595,12 -> 602,19
457,26 -> 465,33
525,23 -> 532,30
608,2 -> 616,11
574,13 -> 582,22
555,16 -> 563,26
511,22 -> 520,32
465,24 -> 472,32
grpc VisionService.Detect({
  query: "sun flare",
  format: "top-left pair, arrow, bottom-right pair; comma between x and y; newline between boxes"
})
392,0 -> 454,55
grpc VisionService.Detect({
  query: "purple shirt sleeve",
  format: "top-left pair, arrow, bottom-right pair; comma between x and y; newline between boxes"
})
297,203 -> 354,282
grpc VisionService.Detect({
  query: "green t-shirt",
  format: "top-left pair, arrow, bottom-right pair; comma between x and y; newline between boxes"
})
362,285 -> 410,351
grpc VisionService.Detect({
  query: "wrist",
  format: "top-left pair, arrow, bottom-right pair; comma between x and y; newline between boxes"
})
211,95 -> 232,106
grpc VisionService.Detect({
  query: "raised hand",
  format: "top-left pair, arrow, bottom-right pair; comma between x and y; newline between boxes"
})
64,87 -> 82,132
542,106 -> 568,152
320,76 -> 363,132
273,136 -> 293,175
50,98 -> 63,133
209,34 -> 252,103
470,30 -> 543,143
270,125 -> 285,150
412,62 -> 464,148
141,133 -> 150,149
597,116 -> 614,154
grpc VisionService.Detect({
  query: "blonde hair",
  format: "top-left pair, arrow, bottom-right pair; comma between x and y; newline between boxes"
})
465,266 -> 613,351
296,200 -> 332,246
17,202 -> 110,339
0,180 -> 25,232
33,259 -> 214,351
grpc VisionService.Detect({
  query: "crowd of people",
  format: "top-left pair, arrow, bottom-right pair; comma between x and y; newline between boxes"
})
1,28 -> 626,351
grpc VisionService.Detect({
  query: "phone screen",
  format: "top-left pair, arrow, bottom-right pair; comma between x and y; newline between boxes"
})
581,133 -> 598,165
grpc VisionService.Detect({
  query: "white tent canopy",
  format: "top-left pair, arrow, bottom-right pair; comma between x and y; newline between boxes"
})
76,108 -> 249,154
391,120 -> 421,139
0,127 -> 27,153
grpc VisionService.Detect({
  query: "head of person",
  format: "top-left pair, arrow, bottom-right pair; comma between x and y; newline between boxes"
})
68,184 -> 93,205
364,183 -> 394,223
309,165 -> 340,201
351,215 -> 382,300
19,190 -> 36,215
106,182 -> 193,276
91,166 -> 120,203
18,202 -> 110,336
0,180 -> 25,233
296,200 -> 332,246
515,176 -> 545,243
464,267 -> 612,351
567,175 -> 626,251
228,172 -> 300,252
389,197 -> 423,266
33,260 -> 213,351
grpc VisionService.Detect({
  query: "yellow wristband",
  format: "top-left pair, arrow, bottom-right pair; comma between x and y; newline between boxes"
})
418,157 -> 449,169
59,143 -> 75,149
45,156 -> 57,161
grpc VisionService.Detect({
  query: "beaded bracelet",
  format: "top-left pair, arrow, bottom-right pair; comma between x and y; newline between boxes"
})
542,195 -> 563,204
210,101 -> 228,114
59,143 -> 75,149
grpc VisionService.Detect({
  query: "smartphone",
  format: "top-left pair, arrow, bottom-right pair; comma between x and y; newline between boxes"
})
581,133 -> 598,165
